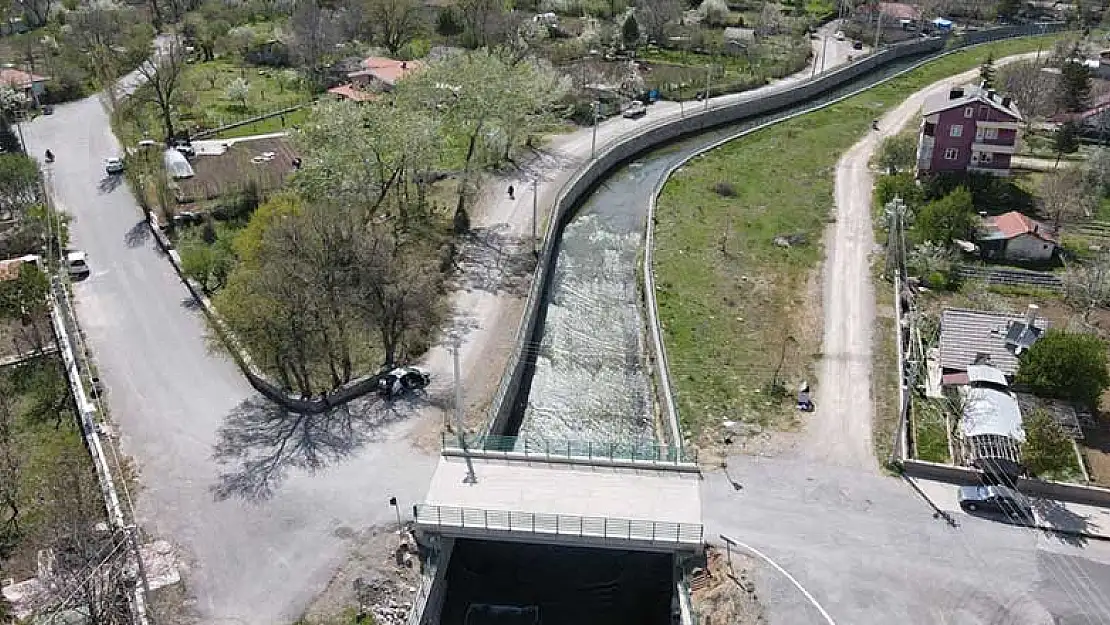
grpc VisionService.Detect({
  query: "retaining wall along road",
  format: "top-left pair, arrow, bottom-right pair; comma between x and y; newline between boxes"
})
485,23 -> 1066,444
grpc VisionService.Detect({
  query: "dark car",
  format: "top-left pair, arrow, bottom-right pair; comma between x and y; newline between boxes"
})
852,40 -> 864,50
958,485 -> 1034,522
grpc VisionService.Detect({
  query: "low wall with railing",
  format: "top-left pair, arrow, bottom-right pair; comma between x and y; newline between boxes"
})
414,504 -> 704,552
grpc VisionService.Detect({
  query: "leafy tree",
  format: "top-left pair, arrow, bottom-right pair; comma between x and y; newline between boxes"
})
1059,58 -> 1091,113
1053,120 -> 1081,168
622,13 -> 640,48
0,154 -> 41,219
1021,408 -> 1078,479
0,263 -> 50,356
436,6 -> 463,37
367,0 -> 425,55
875,172 -> 924,211
912,186 -> 976,244
876,133 -> 918,173
698,0 -> 729,27
635,0 -> 683,42
1016,329 -> 1110,407
226,77 -> 250,109
979,52 -> 995,89
0,372 -> 20,534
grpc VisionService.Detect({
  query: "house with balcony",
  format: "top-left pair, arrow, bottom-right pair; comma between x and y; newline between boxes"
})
916,83 -> 1022,177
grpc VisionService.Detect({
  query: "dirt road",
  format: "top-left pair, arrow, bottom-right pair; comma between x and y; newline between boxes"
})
809,53 -> 1038,470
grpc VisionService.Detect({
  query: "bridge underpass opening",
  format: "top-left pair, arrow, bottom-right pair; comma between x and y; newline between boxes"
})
440,538 -> 676,625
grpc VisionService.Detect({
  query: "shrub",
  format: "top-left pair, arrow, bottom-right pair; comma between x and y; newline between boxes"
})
712,181 -> 736,197
875,172 -> 923,210
1021,408 -> 1079,480
912,186 -> 976,245
1016,329 -> 1110,408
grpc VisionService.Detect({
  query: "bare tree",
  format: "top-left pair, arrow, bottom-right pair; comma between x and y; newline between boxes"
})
290,0 -> 340,81
456,0 -> 505,48
366,0 -> 424,55
20,0 -> 51,28
634,0 -> 682,43
135,38 -> 188,143
1040,166 -> 1096,229
1064,254 -> 1110,322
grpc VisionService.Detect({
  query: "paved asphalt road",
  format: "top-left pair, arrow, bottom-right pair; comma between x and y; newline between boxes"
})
21,96 -> 437,623
705,457 -> 1110,625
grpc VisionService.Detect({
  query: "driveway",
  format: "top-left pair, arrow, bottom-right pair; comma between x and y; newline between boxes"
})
22,96 -> 437,624
705,457 -> 1110,624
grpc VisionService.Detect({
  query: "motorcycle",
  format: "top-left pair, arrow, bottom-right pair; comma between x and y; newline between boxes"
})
871,119 -> 879,131
797,382 -> 815,412
44,150 -> 54,163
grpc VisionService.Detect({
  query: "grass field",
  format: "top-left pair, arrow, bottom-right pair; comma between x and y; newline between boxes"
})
652,33 -> 1070,443
912,398 -> 951,463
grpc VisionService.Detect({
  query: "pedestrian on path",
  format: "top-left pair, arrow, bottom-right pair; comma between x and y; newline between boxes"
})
507,184 -> 515,200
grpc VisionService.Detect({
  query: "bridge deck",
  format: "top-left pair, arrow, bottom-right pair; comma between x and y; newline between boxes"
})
418,455 -> 703,550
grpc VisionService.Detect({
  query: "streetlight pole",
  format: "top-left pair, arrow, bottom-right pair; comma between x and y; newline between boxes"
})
591,100 -> 599,159
531,176 -> 539,257
820,34 -> 830,74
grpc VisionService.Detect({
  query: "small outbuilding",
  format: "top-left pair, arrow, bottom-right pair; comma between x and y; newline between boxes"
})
978,211 -> 1058,262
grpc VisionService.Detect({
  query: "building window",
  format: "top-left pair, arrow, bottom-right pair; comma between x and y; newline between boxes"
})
979,105 -> 989,118
923,121 -> 936,137
944,148 -> 959,160
950,124 -> 963,137
983,127 -> 998,140
979,151 -> 993,163
965,106 -> 975,118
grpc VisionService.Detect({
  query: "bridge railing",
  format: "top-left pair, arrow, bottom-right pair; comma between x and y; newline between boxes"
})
415,504 -> 704,547
441,433 -> 698,465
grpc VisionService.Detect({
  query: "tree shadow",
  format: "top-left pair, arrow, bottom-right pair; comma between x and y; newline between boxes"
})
454,225 -> 536,297
210,392 -> 425,502
1033,498 -> 1090,547
97,175 -> 124,195
124,220 -> 151,248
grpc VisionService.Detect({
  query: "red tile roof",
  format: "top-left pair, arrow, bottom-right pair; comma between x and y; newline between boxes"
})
0,68 -> 47,89
350,57 -> 425,86
988,211 -> 1057,243
327,84 -> 379,102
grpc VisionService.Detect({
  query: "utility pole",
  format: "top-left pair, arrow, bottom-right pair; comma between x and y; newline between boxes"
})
704,65 -> 712,111
873,9 -> 882,50
820,34 -> 830,73
532,176 -> 539,257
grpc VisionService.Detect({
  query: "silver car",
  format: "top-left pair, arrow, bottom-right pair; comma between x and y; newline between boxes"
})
958,485 -> 1034,522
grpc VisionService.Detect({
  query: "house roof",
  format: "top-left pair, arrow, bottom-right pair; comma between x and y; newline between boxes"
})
327,83 -> 379,102
960,385 -> 1025,442
350,57 -> 425,86
939,308 -> 1049,375
921,83 -> 1022,121
967,364 -> 1009,387
0,68 -> 47,89
980,211 -> 1057,243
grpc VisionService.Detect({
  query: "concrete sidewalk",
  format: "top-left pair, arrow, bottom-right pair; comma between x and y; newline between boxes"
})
911,477 -> 1110,540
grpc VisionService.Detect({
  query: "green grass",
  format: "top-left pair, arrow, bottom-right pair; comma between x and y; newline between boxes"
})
653,33 -> 1069,441
912,398 -> 951,463
212,106 -> 311,139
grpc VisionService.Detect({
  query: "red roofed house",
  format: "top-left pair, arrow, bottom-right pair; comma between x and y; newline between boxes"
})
977,211 -> 1058,262
0,67 -> 47,99
328,57 -> 424,102
916,83 -> 1022,177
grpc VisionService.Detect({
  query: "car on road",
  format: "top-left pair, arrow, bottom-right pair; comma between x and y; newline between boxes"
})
835,31 -> 846,40
958,485 -> 1034,522
66,251 -> 90,278
852,40 -> 864,50
376,365 -> 430,398
623,100 -> 647,119
105,157 -> 125,175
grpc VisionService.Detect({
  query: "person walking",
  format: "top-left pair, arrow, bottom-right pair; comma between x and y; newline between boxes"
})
507,184 -> 515,200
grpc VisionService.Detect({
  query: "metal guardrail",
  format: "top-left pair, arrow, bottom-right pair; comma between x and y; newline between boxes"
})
415,504 -> 704,546
442,433 -> 698,464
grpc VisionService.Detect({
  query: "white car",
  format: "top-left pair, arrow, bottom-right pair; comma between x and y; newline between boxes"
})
623,100 -> 647,119
66,251 -> 89,277
835,31 -> 846,41
105,157 -> 125,175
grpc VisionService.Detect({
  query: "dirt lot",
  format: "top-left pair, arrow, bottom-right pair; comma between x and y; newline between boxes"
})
691,547 -> 766,625
175,136 -> 297,207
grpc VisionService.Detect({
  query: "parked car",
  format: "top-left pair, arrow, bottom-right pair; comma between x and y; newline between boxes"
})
835,31 -> 846,40
957,485 -> 1034,522
105,157 -> 125,175
852,40 -> 864,50
41,105 -> 54,115
623,100 -> 647,119
66,251 -> 90,277
376,365 -> 431,398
